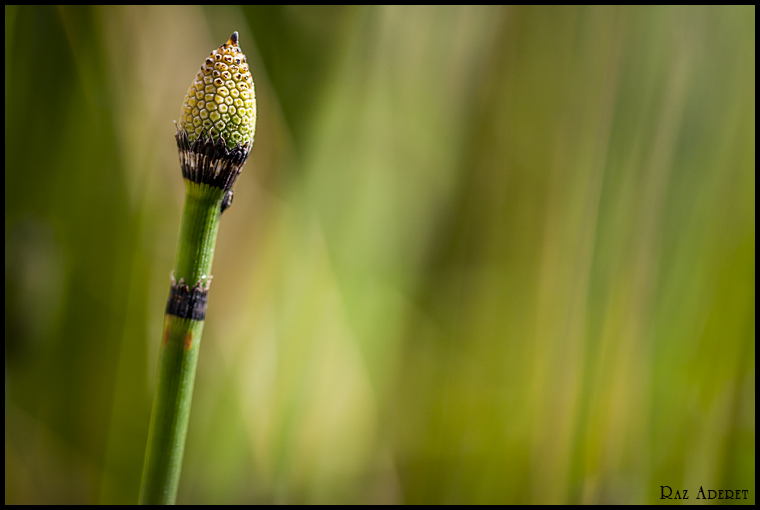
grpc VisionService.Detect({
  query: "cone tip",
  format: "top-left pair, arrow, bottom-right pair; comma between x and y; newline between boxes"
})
228,31 -> 239,46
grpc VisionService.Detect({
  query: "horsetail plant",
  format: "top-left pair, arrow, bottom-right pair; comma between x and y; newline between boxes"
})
139,32 -> 256,505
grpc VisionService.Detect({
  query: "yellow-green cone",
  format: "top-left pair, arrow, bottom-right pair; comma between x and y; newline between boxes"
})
178,32 -> 256,149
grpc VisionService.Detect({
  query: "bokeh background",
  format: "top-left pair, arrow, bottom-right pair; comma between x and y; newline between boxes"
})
4,5 -> 755,504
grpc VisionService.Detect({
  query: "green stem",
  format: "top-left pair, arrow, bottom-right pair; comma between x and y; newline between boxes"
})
139,180 -> 225,504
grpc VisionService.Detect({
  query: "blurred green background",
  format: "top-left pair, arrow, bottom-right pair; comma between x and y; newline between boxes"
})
4,5 -> 754,504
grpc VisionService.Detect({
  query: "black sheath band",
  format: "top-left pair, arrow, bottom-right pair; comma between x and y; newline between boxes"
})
166,279 -> 209,320
176,129 -> 251,193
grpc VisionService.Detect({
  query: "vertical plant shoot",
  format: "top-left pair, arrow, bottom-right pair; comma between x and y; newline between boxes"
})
139,32 -> 256,505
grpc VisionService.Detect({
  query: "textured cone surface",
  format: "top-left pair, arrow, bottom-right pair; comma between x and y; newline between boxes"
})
178,32 -> 256,149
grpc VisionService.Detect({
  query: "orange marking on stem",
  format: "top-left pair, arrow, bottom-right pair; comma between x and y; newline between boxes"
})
163,323 -> 171,345
184,331 -> 193,350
